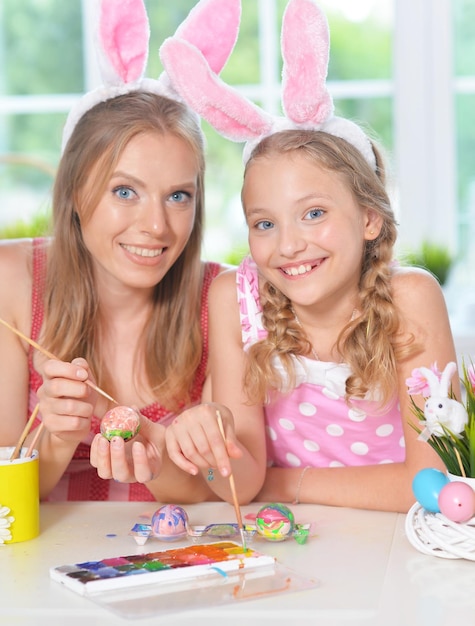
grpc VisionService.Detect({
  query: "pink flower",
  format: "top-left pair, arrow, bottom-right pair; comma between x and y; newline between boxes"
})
406,363 -> 442,396
468,365 -> 475,391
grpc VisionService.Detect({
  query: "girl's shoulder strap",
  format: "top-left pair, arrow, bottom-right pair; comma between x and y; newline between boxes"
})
236,256 -> 267,348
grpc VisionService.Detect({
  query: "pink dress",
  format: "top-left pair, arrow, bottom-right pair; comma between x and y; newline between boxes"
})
28,239 -> 221,500
237,256 -> 405,469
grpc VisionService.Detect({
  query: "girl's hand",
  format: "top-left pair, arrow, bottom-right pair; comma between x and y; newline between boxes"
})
90,415 -> 164,484
165,403 -> 242,477
36,357 -> 95,444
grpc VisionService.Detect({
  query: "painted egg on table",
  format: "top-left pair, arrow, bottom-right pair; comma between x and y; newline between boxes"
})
438,481 -> 475,523
256,503 -> 295,542
412,468 -> 450,513
100,406 -> 140,442
151,505 -> 189,541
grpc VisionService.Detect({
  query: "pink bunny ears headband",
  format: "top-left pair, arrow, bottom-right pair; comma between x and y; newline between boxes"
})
61,0 -> 241,152
160,0 -> 377,170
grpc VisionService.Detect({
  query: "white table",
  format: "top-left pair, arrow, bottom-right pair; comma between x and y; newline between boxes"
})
1,501 -> 475,625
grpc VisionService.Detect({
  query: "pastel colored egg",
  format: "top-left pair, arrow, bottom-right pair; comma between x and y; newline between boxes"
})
100,406 -> 140,442
412,468 -> 450,513
151,505 -> 189,541
438,481 -> 475,523
256,502 -> 295,542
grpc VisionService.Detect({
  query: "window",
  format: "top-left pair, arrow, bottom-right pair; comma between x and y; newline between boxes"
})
0,0 -> 472,276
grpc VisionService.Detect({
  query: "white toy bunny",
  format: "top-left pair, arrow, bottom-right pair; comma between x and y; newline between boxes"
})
418,362 -> 468,436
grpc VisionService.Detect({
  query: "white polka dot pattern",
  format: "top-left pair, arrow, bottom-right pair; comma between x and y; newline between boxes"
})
237,256 -> 406,470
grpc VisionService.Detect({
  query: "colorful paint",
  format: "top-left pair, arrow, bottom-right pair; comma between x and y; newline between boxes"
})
255,503 -> 295,542
151,504 -> 188,541
100,406 -> 140,441
50,541 -> 275,596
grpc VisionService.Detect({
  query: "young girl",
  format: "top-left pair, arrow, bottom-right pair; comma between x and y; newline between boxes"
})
0,0 -> 238,502
163,0 -> 459,512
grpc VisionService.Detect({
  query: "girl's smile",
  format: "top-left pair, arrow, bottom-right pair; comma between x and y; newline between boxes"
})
243,151 -> 375,309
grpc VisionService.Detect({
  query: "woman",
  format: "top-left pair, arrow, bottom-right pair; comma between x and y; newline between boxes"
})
0,90 -> 222,502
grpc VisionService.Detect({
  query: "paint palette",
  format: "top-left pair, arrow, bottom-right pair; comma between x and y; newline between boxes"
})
50,541 -> 319,618
50,541 -> 275,596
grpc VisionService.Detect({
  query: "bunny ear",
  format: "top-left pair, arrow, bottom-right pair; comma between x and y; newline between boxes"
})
418,367 -> 442,397
281,0 -> 334,126
160,38 -> 273,142
98,0 -> 150,86
174,0 -> 241,74
439,362 -> 457,397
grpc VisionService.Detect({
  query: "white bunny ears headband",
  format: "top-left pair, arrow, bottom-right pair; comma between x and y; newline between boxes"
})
61,0 -> 241,152
160,0 -> 376,170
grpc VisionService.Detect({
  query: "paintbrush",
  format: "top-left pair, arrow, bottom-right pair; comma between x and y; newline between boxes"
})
10,403 -> 40,460
25,422 -> 45,458
216,410 -> 247,552
0,317 -> 117,405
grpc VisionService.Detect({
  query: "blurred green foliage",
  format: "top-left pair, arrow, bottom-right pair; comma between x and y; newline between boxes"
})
402,241 -> 455,286
0,212 -> 51,239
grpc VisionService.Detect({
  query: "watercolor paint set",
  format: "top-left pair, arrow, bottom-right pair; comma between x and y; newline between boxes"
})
50,541 -> 274,596
50,540 -> 319,618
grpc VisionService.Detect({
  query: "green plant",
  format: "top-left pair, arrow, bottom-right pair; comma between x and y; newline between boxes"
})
0,212 -> 51,239
403,241 -> 454,286
407,362 -> 475,478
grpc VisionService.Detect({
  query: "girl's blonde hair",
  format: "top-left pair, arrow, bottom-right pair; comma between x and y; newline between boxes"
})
243,129 -> 418,408
42,91 -> 205,410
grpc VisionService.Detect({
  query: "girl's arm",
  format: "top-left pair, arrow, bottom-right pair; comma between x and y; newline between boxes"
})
258,268 -> 457,513
166,269 -> 268,504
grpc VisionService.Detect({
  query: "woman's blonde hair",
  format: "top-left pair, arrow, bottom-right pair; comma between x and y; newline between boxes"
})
42,91 -> 205,410
243,129 -> 418,408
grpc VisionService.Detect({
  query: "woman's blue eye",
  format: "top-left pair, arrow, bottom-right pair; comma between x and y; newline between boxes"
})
256,220 -> 274,230
169,191 -> 190,202
306,208 -> 324,220
114,186 -> 135,200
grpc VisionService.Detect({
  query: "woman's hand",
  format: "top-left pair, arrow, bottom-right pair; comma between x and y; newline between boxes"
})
90,414 -> 164,484
165,403 -> 242,478
36,357 -> 95,444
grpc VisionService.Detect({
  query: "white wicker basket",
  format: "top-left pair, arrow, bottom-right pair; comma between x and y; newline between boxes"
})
405,502 -> 475,561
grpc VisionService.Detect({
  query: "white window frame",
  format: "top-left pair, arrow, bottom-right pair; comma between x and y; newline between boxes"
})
0,0 -> 463,257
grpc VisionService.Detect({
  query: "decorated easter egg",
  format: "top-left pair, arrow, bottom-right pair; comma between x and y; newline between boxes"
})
255,503 -> 295,542
438,481 -> 475,523
412,468 -> 450,513
151,505 -> 189,541
100,405 -> 140,442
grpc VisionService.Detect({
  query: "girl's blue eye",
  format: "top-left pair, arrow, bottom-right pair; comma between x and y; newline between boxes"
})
306,208 -> 324,220
256,220 -> 274,231
114,186 -> 135,200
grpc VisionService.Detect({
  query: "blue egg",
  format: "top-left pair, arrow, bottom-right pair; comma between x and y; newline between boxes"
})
412,468 -> 449,512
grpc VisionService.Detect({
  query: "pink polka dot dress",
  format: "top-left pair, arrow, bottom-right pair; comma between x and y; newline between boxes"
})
237,257 -> 406,469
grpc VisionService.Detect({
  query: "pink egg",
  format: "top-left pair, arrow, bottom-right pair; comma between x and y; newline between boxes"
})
100,406 -> 140,441
438,481 -> 475,523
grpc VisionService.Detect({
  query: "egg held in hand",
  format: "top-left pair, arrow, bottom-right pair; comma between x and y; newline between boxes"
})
100,406 -> 141,442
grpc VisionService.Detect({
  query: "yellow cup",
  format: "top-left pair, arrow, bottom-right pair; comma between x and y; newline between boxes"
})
0,447 -> 39,543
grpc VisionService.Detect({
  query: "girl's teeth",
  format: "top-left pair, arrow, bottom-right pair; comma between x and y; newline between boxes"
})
285,264 -> 312,276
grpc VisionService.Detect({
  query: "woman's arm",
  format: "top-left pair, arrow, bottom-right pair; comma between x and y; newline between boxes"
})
90,411 -> 218,504
0,240 -> 102,499
0,240 -> 34,447
258,268 -> 457,513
